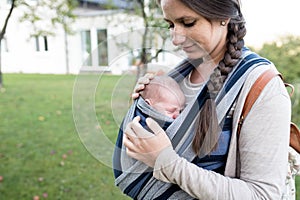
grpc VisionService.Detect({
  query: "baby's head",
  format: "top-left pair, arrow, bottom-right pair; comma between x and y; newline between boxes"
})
141,76 -> 185,119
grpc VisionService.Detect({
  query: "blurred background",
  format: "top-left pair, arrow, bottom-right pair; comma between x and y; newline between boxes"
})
0,0 -> 299,199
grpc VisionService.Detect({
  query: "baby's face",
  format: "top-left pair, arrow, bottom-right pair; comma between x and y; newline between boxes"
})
151,92 -> 184,119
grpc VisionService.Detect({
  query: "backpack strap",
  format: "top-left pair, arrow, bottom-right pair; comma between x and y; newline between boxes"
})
237,68 -> 279,136
237,68 -> 300,154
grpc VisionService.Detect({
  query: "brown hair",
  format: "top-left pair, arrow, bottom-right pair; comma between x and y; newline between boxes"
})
158,0 -> 246,155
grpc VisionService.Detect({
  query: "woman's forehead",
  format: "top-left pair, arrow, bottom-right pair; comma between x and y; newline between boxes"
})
160,0 -> 201,20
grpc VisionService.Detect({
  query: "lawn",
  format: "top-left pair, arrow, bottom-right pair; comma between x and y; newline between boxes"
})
0,73 -> 132,200
0,74 -> 299,199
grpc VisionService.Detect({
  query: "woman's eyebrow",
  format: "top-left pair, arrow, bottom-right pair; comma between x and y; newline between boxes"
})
164,16 -> 197,23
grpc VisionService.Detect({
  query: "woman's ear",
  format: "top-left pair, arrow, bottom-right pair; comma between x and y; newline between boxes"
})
220,18 -> 231,26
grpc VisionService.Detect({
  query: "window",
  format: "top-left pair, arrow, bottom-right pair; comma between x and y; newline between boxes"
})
97,29 -> 108,66
43,36 -> 48,51
1,37 -> 9,52
80,30 -> 92,66
34,36 -> 49,52
35,37 -> 40,51
80,29 -> 108,66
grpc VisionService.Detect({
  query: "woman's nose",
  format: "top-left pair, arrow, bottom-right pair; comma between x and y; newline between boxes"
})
171,28 -> 186,46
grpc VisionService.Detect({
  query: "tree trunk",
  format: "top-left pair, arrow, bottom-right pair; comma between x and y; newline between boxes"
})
0,71 -> 3,89
0,0 -> 16,88
0,41 -> 2,88
64,29 -> 70,74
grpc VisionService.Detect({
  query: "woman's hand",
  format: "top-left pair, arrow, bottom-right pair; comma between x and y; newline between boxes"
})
131,73 -> 155,100
123,116 -> 172,168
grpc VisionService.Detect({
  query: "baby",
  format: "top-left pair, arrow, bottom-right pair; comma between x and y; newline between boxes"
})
140,75 -> 185,120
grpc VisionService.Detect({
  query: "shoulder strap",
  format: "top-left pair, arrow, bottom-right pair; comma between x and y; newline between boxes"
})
172,53 -> 268,148
242,68 -> 279,118
237,68 -> 300,154
237,68 -> 279,137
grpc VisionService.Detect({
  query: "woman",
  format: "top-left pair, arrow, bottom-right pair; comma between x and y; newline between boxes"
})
114,0 -> 291,199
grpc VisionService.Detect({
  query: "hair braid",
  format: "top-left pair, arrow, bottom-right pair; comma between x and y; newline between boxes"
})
192,17 -> 246,155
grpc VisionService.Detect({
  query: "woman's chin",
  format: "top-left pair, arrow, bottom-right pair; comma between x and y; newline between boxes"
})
185,52 -> 205,60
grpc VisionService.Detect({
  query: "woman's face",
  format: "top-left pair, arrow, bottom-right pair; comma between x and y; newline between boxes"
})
160,0 -> 228,61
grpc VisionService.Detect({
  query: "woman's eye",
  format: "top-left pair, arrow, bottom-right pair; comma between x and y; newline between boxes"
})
183,21 -> 196,28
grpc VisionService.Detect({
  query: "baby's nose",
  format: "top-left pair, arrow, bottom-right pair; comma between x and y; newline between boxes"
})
172,112 -> 179,119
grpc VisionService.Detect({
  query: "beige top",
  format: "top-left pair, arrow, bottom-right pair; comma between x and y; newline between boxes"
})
153,64 -> 291,199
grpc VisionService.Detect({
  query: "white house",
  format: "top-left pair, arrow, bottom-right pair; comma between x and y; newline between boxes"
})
0,0 -> 147,74
0,0 -> 191,75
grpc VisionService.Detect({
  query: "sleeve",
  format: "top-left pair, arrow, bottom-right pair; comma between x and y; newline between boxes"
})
153,76 -> 291,199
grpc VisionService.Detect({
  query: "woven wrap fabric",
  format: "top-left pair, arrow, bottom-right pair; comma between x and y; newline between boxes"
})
113,48 -> 271,199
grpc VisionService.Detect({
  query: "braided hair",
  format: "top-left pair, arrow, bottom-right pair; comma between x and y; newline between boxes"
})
156,0 -> 247,155
193,20 -> 246,155
176,0 -> 247,155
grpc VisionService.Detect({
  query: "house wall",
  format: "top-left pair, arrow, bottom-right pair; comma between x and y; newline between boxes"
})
0,1 -> 68,74
0,2 -> 144,74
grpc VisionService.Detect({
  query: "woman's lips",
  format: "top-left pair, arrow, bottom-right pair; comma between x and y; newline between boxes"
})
182,44 -> 195,52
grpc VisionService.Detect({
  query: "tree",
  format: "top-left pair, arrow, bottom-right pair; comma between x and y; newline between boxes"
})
0,0 -> 77,88
258,35 -> 300,83
0,0 -> 15,88
102,0 -> 170,79
134,0 -> 171,79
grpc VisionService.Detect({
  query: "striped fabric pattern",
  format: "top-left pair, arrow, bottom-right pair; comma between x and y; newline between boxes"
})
113,48 -> 271,199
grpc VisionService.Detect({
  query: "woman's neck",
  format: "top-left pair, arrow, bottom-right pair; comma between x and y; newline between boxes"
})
190,46 -> 226,84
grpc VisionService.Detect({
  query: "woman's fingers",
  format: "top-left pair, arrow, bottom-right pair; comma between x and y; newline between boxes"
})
124,116 -> 147,149
146,118 -> 164,136
131,92 -> 140,99
138,73 -> 155,85
123,117 -> 172,167
132,83 -> 145,100
123,133 -> 136,152
124,136 -> 144,161
131,118 -> 153,139
146,117 -> 172,147
133,73 -> 155,95
144,73 -> 155,80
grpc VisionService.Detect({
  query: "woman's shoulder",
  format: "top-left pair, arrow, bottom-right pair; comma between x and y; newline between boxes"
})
241,47 -> 278,85
239,59 -> 290,108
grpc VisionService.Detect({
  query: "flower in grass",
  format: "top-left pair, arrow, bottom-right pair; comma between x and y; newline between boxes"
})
60,161 -> 65,166
50,150 -> 56,155
33,195 -> 40,200
0,176 -> 3,182
38,116 -> 45,121
62,154 -> 67,159
43,193 -> 48,198
38,177 -> 44,182
56,110 -> 62,115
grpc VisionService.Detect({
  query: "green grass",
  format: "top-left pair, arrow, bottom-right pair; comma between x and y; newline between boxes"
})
0,74 -> 131,200
0,74 -> 299,199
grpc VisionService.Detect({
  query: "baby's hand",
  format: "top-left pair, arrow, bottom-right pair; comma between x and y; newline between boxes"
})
132,73 -> 155,99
